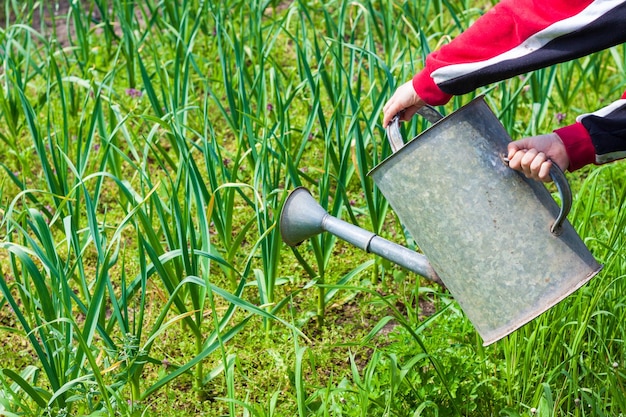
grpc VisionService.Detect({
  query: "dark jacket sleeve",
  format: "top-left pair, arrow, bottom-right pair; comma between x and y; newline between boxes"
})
556,92 -> 626,171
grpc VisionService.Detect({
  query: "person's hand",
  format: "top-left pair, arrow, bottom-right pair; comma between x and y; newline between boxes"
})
382,80 -> 427,128
506,133 -> 569,182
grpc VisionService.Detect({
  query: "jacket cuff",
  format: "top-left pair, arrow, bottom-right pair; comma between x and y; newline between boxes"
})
412,71 -> 453,106
554,122 -> 596,171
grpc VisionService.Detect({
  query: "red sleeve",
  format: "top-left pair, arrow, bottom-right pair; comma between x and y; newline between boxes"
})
554,123 -> 596,171
412,0 -> 626,105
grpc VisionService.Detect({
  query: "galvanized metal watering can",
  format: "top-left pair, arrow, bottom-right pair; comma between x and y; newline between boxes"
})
280,96 -> 602,345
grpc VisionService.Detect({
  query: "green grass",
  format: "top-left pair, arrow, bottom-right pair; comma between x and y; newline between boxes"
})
0,0 -> 625,416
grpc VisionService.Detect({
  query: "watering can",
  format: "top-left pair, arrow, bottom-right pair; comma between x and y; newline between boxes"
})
280,96 -> 602,346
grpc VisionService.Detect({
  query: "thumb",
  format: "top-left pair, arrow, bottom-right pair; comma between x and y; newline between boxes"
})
507,137 -> 536,157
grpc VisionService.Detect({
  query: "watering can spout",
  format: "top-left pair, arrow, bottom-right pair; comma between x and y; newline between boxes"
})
280,187 -> 442,285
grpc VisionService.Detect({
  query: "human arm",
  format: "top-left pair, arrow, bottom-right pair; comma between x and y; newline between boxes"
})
383,0 -> 626,126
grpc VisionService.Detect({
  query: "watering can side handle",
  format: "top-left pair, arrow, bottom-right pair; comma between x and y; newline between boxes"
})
548,162 -> 572,235
502,156 -> 572,235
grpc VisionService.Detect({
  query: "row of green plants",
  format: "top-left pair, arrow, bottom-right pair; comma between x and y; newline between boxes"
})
0,0 -> 624,415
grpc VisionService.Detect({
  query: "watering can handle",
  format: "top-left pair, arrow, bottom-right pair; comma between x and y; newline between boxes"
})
547,162 -> 572,235
500,155 -> 572,235
386,106 -> 444,152
386,109 -> 572,236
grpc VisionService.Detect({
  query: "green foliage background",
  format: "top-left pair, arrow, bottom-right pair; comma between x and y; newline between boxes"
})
0,0 -> 624,416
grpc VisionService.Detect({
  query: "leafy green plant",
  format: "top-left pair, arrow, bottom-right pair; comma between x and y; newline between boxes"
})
1,0 -> 626,416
